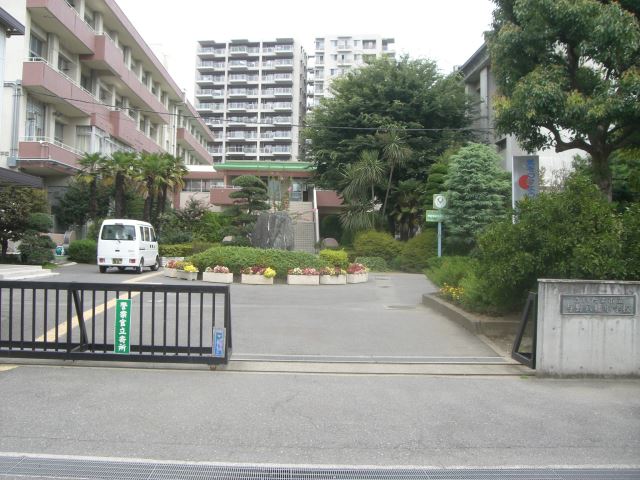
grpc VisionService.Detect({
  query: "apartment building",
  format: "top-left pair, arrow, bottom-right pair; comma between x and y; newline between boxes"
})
0,0 -> 215,205
459,43 -> 577,177
308,35 -> 395,109
194,38 -> 307,164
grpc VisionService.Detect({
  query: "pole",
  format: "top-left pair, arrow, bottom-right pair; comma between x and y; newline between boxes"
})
437,221 -> 442,257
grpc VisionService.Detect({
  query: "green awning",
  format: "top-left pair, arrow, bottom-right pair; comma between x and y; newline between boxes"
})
214,161 -> 313,172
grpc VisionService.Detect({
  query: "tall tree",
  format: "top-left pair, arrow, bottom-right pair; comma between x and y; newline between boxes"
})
77,152 -> 105,220
136,152 -> 165,223
225,175 -> 270,242
488,0 -> 640,200
443,143 -> 511,253
389,179 -> 426,241
100,151 -> 138,217
379,128 -> 412,218
155,154 -> 187,220
305,56 -> 473,189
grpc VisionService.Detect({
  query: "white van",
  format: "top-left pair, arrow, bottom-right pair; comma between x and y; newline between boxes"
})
97,219 -> 159,274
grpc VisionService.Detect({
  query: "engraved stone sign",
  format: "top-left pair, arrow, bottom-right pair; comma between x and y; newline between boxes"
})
560,295 -> 636,316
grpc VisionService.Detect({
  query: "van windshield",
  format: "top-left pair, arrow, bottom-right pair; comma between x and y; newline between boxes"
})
101,225 -> 136,241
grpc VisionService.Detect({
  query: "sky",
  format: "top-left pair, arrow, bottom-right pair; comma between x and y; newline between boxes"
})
115,0 -> 495,101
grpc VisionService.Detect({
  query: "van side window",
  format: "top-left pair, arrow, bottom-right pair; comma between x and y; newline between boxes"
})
139,226 -> 144,241
143,227 -> 150,242
149,228 -> 157,242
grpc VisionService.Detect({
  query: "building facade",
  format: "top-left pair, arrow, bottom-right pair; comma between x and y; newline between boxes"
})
459,43 -> 577,178
0,0 -> 215,206
308,35 -> 395,109
194,38 -> 307,164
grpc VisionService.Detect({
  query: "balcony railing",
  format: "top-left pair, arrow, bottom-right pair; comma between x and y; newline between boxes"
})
21,136 -> 84,156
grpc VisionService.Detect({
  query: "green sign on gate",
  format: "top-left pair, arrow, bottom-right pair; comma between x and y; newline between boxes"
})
114,299 -> 131,354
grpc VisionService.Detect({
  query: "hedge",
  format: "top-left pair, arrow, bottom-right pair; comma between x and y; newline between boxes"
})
353,230 -> 402,261
394,230 -> 437,272
68,239 -> 97,264
319,249 -> 349,268
189,246 -> 329,279
354,256 -> 389,272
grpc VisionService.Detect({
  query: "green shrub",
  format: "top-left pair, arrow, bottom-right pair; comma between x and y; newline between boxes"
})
191,241 -> 217,254
28,213 -> 53,233
424,256 -> 476,288
395,230 -> 437,272
320,215 -> 343,241
189,246 -> 329,279
473,174 -> 632,311
68,239 -> 97,264
159,243 -> 193,257
319,249 -> 349,268
353,230 -> 401,261
20,233 -> 55,264
354,256 -> 389,272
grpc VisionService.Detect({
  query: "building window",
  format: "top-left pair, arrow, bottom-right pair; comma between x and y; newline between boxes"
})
25,98 -> 45,138
363,40 -> 376,49
353,40 -> 360,48
29,34 -> 46,60
57,53 -> 72,75
54,121 -> 64,143
315,39 -> 324,50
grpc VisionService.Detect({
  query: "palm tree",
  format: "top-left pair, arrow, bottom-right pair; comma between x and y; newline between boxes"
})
136,152 -> 165,222
379,128 -> 412,218
100,151 -> 138,217
389,179 -> 425,241
155,154 -> 187,222
77,153 -> 105,221
339,150 -> 386,232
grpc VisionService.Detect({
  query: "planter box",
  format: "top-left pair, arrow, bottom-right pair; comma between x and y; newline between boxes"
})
347,273 -> 368,284
287,275 -> 320,286
241,274 -> 273,285
177,270 -> 198,281
320,274 -> 347,285
202,272 -> 233,284
164,268 -> 177,278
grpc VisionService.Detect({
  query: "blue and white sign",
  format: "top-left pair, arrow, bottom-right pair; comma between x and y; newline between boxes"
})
213,327 -> 226,358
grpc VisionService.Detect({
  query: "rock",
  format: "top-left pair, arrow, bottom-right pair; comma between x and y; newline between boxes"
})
252,212 -> 294,250
222,236 -> 234,244
321,238 -> 339,248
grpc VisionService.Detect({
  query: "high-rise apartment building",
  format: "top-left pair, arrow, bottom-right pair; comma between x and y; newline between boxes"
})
308,35 -> 395,109
0,0 -> 215,204
195,38 -> 307,163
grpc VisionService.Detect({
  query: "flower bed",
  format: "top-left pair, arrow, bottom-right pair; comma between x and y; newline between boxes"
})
319,266 -> 347,285
202,265 -> 233,284
346,263 -> 369,284
163,259 -> 178,278
287,267 -> 320,285
241,266 -> 276,285
177,262 -> 199,281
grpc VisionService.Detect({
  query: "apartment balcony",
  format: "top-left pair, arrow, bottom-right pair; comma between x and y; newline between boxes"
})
22,60 -> 101,118
274,88 -> 293,96
81,35 -> 170,124
177,127 -> 213,165
27,0 -> 95,54
274,45 -> 294,56
196,76 -> 216,86
17,137 -> 82,176
110,110 -> 163,153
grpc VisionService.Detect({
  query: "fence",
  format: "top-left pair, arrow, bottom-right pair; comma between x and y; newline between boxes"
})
0,281 -> 232,365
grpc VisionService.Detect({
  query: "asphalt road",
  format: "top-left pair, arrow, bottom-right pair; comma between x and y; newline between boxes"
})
0,365 -> 638,467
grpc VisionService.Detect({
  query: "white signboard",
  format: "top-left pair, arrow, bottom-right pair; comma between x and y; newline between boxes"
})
433,194 -> 447,209
512,155 -> 539,208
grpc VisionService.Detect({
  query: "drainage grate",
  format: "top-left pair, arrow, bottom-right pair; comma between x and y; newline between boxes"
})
0,455 -> 638,480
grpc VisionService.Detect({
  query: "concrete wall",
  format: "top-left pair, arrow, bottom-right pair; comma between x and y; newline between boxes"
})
537,279 -> 640,377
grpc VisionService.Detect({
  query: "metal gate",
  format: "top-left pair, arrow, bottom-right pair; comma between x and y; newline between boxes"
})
0,280 -> 232,365
512,291 -> 537,368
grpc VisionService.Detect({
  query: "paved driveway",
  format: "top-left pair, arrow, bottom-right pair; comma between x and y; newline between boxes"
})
28,265 -> 501,361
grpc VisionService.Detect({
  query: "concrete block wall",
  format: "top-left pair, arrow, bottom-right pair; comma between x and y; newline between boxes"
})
537,279 -> 640,377
293,221 -> 316,254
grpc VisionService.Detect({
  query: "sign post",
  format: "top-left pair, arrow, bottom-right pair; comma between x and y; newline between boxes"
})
114,299 -> 131,354
213,327 -> 226,358
427,194 -> 447,257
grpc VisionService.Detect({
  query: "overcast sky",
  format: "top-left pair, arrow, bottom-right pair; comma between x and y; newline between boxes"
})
116,0 -> 495,101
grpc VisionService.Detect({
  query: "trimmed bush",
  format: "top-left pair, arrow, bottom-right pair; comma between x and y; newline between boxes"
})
20,233 -> 55,264
68,239 -> 97,264
319,249 -> 349,268
354,256 -> 389,272
424,256 -> 477,288
28,213 -> 53,233
353,230 -> 402,261
159,244 -> 193,257
395,230 -> 437,272
189,246 -> 329,279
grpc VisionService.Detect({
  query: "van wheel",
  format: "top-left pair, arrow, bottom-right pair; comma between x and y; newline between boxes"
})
136,259 -> 144,274
99,266 -> 107,273
151,256 -> 160,271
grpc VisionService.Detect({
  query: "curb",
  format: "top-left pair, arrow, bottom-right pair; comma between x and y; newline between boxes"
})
422,293 -> 520,337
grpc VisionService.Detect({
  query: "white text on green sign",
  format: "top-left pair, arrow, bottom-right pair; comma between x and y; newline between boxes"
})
114,299 -> 131,354
426,210 -> 445,222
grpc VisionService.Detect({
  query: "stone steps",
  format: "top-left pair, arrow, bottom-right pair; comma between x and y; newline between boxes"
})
0,265 -> 59,281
